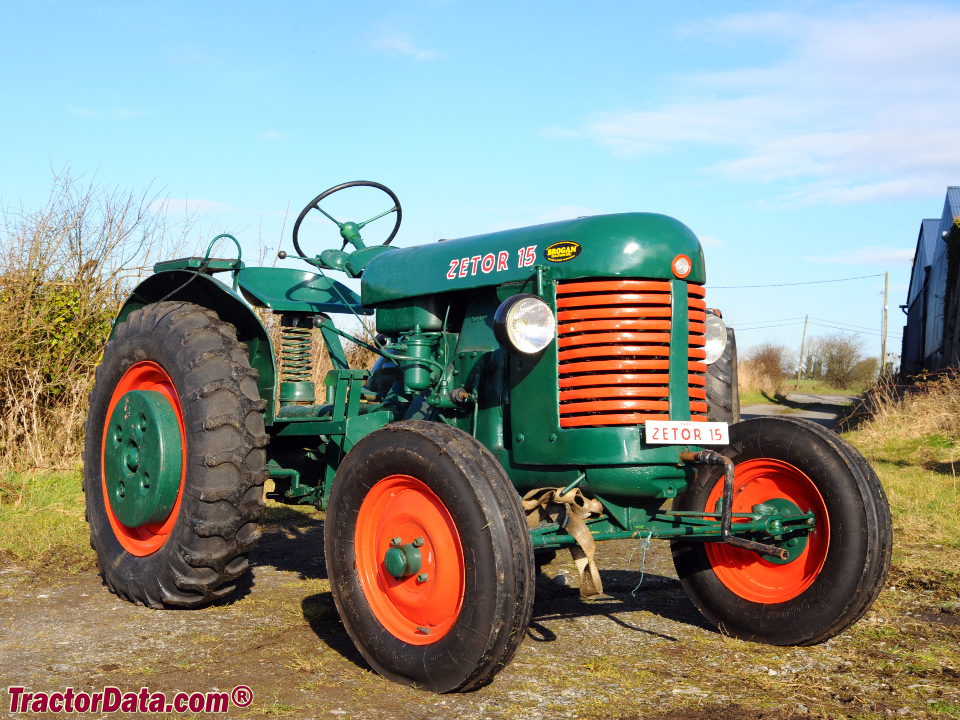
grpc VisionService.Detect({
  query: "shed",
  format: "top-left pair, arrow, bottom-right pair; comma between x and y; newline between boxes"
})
901,188 -> 960,374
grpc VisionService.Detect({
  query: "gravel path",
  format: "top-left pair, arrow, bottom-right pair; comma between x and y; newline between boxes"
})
741,394 -> 859,430
0,513 -> 857,720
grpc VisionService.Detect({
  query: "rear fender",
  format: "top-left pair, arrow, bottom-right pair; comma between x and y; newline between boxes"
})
113,271 -> 278,424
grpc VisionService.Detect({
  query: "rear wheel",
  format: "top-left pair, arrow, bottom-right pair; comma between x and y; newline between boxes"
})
325,421 -> 534,693
671,417 -> 891,645
83,301 -> 268,608
706,327 -> 739,424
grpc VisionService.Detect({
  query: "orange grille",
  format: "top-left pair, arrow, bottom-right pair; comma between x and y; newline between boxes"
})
557,279 -> 708,428
688,284 -> 708,421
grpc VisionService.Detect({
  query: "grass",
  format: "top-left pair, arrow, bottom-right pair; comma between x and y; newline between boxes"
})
0,470 -> 93,571
740,377 -> 870,407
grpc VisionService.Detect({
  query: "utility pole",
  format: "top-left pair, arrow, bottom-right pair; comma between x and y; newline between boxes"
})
796,314 -> 809,389
881,271 -> 889,376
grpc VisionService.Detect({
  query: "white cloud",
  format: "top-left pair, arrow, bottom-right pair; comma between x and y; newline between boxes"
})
804,246 -> 914,265
370,26 -> 439,61
169,51 -> 213,65
151,198 -> 229,216
551,4 -> 960,205
698,235 -> 725,248
67,106 -> 141,119
260,130 -> 282,140
533,205 -> 601,222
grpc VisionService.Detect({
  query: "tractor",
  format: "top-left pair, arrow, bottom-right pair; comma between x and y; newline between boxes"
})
84,181 -> 892,693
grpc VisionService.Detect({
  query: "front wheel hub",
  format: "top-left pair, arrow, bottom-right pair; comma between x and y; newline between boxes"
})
104,389 -> 183,528
383,540 -> 423,579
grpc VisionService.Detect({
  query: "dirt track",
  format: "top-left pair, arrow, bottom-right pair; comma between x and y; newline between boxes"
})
0,506 -> 956,720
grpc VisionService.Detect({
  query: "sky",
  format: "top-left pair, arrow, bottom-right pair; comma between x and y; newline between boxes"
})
3,0 -> 959,365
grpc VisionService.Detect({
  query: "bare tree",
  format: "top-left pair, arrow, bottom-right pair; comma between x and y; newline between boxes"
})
819,332 -> 870,388
743,342 -> 794,396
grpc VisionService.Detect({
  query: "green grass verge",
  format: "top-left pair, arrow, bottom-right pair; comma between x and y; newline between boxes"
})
0,470 -> 94,572
846,427 -> 960,550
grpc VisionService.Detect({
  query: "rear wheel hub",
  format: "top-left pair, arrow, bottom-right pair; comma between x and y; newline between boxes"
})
104,389 -> 183,528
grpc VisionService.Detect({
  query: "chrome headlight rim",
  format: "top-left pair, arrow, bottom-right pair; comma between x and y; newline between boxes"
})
704,311 -> 728,365
493,294 -> 556,355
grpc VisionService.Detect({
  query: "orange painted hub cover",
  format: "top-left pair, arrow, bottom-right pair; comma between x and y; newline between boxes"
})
100,361 -> 186,556
704,459 -> 830,603
354,475 -> 465,644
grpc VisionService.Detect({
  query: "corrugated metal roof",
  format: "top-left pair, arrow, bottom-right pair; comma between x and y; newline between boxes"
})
947,187 -> 960,221
922,219 -> 941,265
906,219 -> 942,305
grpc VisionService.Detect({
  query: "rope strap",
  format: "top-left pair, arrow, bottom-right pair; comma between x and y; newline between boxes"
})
522,487 -> 604,598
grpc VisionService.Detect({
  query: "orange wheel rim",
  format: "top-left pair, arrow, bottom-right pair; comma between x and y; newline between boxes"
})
100,361 -> 186,556
704,459 -> 830,603
355,475 -> 465,644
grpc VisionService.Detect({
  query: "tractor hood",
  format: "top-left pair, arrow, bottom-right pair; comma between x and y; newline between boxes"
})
360,212 -> 705,306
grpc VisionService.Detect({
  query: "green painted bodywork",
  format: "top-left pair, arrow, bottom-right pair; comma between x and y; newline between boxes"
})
114,271 -> 279,425
104,390 -> 182,528
111,208 -> 813,557
360,213 -> 705,305
236,267 -> 371,315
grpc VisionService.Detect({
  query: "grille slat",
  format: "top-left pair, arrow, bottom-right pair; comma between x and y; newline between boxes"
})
557,278 -> 709,428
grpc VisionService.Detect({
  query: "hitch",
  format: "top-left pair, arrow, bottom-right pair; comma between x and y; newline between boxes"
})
680,450 -> 790,561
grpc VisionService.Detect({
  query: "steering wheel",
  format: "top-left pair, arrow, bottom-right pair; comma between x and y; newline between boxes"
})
291,180 -> 402,259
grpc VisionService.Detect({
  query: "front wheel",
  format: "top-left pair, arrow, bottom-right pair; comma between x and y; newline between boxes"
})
671,417 -> 892,645
325,421 -> 535,693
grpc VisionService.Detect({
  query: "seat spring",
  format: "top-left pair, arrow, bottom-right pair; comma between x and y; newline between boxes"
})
280,326 -> 313,382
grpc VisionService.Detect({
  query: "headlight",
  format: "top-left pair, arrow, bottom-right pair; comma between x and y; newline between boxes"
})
704,312 -> 728,364
494,294 -> 556,354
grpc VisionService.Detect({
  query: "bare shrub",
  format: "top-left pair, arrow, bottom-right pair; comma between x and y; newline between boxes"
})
819,333 -> 871,388
0,170 -> 193,470
741,342 -> 793,396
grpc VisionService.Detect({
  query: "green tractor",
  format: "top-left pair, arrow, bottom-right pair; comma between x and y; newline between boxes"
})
84,181 -> 892,693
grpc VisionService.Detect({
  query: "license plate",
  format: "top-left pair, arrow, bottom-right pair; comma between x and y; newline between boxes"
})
644,420 -> 729,445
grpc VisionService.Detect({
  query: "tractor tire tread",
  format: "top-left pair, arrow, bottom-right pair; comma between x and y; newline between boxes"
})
706,328 -> 740,424
84,301 -> 268,609
672,416 -> 891,646
325,420 -> 535,693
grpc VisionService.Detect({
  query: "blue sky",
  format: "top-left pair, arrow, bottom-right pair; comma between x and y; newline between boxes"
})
4,0 -> 959,362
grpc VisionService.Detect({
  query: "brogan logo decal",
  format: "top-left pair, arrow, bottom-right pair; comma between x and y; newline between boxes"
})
544,241 -> 581,263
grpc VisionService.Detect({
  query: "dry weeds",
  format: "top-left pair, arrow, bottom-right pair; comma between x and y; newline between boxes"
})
0,170 -> 197,471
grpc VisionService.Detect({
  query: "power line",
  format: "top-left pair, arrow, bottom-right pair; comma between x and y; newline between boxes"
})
807,320 -> 902,340
809,317 -> 881,333
708,273 -> 884,289
734,322 -> 807,332
735,316 -> 807,327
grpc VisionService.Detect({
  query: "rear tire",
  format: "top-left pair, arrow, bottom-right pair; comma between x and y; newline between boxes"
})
671,416 -> 892,645
706,327 -> 739,424
325,420 -> 534,693
83,301 -> 268,608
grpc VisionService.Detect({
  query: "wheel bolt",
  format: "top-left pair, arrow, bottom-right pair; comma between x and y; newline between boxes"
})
417,573 -> 428,582
413,537 -> 424,547
417,626 -> 431,635
390,537 -> 402,546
